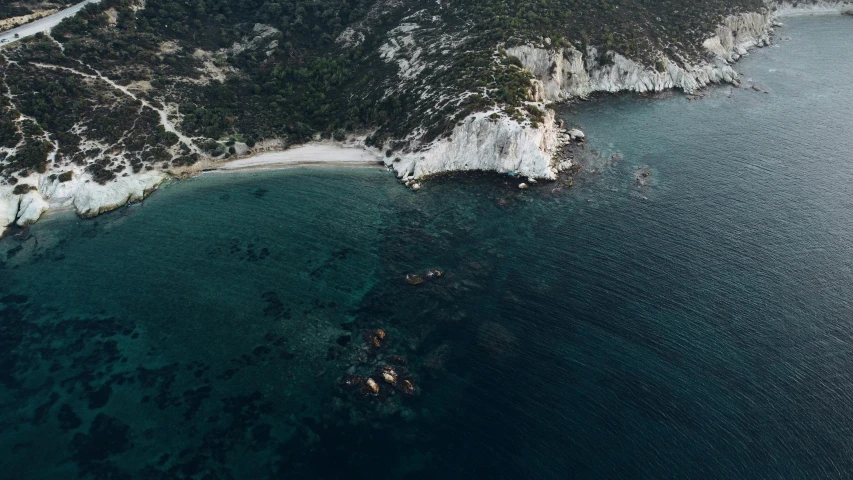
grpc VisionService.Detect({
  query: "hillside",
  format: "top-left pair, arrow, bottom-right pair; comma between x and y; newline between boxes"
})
1,0 -> 849,234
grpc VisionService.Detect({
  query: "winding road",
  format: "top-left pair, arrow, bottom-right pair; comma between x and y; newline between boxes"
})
0,0 -> 101,46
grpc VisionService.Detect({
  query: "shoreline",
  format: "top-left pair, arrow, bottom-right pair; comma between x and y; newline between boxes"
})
204,161 -> 385,174
2,5 -> 851,237
0,142 -> 386,238
214,143 -> 382,171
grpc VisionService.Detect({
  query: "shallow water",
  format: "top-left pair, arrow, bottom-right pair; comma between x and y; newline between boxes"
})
2,15 -> 853,479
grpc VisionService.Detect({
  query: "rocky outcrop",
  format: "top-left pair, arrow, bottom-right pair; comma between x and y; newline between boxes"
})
54,172 -> 166,218
16,190 -> 50,226
0,171 -> 167,238
0,188 -> 21,238
508,12 -> 775,102
387,107 -> 566,180
388,11 -> 776,181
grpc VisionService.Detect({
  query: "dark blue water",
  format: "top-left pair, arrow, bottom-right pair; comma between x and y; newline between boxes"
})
2,15 -> 853,479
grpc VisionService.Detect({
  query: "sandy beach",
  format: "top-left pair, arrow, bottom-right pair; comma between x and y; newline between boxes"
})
218,144 -> 382,171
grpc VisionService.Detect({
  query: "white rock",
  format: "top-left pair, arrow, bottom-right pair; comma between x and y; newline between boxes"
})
568,129 -> 585,141
397,11 -> 776,185
412,183 -> 422,190
0,187 -> 21,237
69,172 -> 167,218
233,142 -> 250,155
506,12 -> 773,103
518,183 -> 529,189
16,190 -> 49,226
389,108 -> 562,180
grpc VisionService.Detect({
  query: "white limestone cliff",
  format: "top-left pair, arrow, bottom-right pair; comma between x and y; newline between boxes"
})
16,190 -> 50,226
508,12 -> 775,103
389,107 -> 565,180
0,188 -> 21,237
2,3 -> 848,236
44,171 -> 167,218
0,170 -> 167,238
389,12 -> 777,181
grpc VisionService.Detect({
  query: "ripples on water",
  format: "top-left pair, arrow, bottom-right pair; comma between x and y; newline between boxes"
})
2,16 -> 853,479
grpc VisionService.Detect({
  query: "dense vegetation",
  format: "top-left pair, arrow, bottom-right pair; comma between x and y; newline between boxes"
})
1,0 -> 766,185
0,41 -> 193,185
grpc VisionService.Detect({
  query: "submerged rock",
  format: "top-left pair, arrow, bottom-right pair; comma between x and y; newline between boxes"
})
425,269 -> 443,279
400,379 -> 416,397
362,329 -> 387,350
341,373 -> 364,389
407,269 -> 444,285
387,355 -> 407,365
634,166 -> 652,187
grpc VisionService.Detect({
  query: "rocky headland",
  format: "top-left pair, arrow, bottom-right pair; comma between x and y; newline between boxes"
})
1,0 -> 852,237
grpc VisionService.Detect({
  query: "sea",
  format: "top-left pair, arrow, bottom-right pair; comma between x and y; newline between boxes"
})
1,14 -> 852,479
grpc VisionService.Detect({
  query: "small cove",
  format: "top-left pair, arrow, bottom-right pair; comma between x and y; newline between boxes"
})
1,15 -> 853,479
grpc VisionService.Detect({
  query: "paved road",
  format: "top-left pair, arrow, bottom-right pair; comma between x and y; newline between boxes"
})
0,0 -> 101,47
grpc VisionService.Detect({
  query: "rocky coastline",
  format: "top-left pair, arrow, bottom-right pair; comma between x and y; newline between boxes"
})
383,1 -> 851,183
385,11 -> 777,184
1,2 -> 851,237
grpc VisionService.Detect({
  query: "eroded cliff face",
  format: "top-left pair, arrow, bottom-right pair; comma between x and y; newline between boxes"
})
387,12 -> 777,181
0,170 -> 166,236
389,107 -> 565,180
508,12 -> 775,102
0,189 -> 21,237
0,2 -> 848,237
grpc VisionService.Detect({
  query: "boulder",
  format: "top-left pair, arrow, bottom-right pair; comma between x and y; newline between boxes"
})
16,190 -> 49,226
0,189 -> 21,237
567,128 -> 585,141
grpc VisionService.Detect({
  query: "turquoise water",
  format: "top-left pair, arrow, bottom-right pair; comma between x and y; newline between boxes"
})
2,15 -> 853,478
